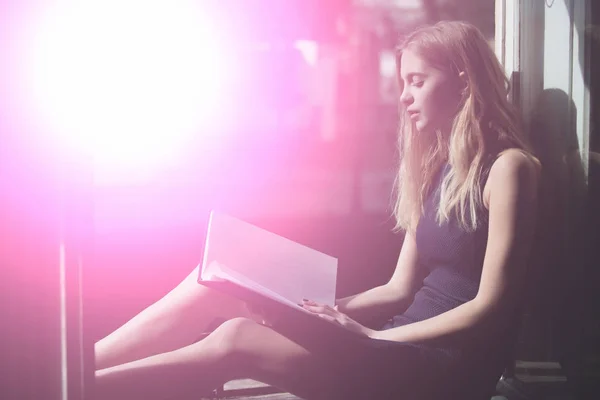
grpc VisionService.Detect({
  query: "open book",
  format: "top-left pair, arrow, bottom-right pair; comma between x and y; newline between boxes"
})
197,211 -> 338,320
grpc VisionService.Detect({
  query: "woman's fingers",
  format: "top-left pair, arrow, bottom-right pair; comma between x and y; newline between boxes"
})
302,303 -> 335,316
316,313 -> 339,324
302,299 -> 371,337
306,307 -> 336,318
301,300 -> 344,322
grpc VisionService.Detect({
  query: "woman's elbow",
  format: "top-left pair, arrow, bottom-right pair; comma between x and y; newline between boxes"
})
471,294 -> 516,324
382,282 -> 414,308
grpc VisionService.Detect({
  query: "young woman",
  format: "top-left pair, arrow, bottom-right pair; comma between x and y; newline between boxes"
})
94,21 -> 541,400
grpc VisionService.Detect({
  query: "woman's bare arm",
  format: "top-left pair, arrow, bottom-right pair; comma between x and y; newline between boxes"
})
371,151 -> 540,343
336,230 -> 425,323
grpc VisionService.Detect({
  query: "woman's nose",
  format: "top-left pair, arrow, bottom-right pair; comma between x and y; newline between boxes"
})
400,88 -> 413,106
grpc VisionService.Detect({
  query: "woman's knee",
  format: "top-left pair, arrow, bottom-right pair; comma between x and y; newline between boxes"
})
207,317 -> 264,358
161,268 -> 248,322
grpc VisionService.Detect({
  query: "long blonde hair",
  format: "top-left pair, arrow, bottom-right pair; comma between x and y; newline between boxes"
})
393,21 -> 533,233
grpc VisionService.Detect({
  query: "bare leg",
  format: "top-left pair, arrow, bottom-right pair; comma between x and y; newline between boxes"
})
95,318 -> 355,400
94,266 -> 250,370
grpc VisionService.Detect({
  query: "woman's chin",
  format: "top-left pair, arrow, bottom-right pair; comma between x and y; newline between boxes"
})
414,120 -> 429,133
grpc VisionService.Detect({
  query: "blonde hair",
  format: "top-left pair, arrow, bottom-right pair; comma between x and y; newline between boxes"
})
393,21 -> 533,232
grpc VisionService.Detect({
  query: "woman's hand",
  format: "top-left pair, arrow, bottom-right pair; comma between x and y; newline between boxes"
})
301,299 -> 376,338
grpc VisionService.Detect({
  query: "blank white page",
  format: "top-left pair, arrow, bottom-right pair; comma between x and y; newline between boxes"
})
200,211 -> 338,306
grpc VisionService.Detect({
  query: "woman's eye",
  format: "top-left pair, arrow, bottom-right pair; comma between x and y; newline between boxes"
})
411,80 -> 424,88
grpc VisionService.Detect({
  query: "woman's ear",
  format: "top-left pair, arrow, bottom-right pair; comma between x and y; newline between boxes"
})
458,71 -> 468,87
458,70 -> 469,97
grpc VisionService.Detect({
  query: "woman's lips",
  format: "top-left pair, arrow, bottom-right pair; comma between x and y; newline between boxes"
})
408,111 -> 419,120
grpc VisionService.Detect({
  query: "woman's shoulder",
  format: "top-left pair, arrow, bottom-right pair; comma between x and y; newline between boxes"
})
492,148 -> 541,178
483,149 -> 541,208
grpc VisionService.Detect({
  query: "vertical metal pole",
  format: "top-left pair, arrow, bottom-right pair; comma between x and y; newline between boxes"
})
0,5 -> 93,399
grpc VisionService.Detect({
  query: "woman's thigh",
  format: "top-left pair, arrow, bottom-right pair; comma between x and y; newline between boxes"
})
208,317 -> 373,399
210,317 -> 448,400
161,266 -> 250,321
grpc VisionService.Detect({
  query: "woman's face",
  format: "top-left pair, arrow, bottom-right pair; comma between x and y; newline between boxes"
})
399,49 -> 462,134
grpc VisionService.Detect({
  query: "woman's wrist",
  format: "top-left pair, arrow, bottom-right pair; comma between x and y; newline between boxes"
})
334,297 -> 350,313
364,326 -> 380,339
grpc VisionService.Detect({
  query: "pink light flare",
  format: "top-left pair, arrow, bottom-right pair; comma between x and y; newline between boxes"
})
22,1 -> 234,184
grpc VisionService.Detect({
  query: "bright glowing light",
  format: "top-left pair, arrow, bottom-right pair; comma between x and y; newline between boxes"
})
379,51 -> 397,78
27,1 -> 232,181
294,40 -> 318,67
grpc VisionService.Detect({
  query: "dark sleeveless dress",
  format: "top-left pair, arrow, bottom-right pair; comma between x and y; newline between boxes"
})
316,164 -> 520,400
